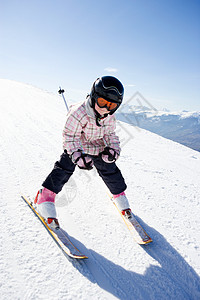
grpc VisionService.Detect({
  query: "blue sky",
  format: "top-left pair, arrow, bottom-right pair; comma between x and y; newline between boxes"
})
0,0 -> 200,111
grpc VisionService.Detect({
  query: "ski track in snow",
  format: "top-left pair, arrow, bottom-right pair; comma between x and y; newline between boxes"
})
0,79 -> 200,299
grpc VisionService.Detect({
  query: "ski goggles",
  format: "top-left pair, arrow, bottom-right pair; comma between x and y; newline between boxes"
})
96,97 -> 118,111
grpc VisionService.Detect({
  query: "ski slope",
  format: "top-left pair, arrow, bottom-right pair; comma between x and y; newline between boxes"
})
0,79 -> 200,300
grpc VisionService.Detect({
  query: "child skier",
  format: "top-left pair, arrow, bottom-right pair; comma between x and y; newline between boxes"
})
35,76 -> 131,228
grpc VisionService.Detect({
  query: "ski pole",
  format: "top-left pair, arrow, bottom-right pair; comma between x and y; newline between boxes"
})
58,86 -> 92,167
58,87 -> 69,112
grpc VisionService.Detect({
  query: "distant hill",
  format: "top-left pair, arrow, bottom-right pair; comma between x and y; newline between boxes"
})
117,105 -> 200,152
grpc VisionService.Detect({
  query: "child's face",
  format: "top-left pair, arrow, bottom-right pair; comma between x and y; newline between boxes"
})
95,103 -> 110,115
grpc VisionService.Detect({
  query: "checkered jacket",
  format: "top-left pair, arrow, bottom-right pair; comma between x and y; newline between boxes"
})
63,98 -> 121,156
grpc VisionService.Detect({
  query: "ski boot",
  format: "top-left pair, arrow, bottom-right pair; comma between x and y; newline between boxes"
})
34,188 -> 59,229
113,192 -> 132,219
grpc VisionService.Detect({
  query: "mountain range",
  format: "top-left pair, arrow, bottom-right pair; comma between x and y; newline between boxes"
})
117,104 -> 200,152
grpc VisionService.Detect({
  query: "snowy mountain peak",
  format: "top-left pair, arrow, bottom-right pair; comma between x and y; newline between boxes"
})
117,104 -> 200,152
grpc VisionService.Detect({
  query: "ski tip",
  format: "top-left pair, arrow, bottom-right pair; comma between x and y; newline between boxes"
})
74,255 -> 88,259
139,238 -> 153,245
67,252 -> 88,259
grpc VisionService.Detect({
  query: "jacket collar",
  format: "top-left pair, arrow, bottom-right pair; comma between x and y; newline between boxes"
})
85,96 -> 96,119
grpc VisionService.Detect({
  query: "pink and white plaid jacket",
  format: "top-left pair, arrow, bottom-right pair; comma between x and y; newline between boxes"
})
63,98 -> 121,156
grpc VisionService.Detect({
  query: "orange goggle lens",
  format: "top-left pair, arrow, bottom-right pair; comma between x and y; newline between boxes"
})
97,97 -> 118,111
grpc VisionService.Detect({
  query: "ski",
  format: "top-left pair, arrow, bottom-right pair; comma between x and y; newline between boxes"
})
21,195 -> 88,259
109,195 -> 152,245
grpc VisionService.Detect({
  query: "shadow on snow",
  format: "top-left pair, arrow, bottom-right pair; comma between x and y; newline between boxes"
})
64,219 -> 200,300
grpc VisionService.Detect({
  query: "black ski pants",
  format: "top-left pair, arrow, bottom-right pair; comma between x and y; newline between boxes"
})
42,150 -> 127,195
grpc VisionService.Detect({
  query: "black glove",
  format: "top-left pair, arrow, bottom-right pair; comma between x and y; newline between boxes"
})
100,147 -> 119,163
71,150 -> 93,170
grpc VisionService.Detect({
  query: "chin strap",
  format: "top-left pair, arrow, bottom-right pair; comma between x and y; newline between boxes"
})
88,95 -> 109,127
94,108 -> 109,127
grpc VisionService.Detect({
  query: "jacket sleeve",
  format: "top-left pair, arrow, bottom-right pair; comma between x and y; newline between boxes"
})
103,116 -> 121,154
62,108 -> 84,155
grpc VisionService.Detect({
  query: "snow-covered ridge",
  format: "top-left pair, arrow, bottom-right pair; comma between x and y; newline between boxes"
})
0,79 -> 200,299
117,104 -> 200,152
119,104 -> 200,118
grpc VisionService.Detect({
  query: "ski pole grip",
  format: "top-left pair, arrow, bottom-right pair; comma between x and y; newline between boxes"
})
58,88 -> 65,94
58,86 -> 69,111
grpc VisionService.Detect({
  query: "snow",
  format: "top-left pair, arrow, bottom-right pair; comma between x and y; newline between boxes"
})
119,104 -> 200,119
0,79 -> 200,300
117,105 -> 200,152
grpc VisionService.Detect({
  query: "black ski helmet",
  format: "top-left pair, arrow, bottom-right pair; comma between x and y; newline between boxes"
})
90,76 -> 124,114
